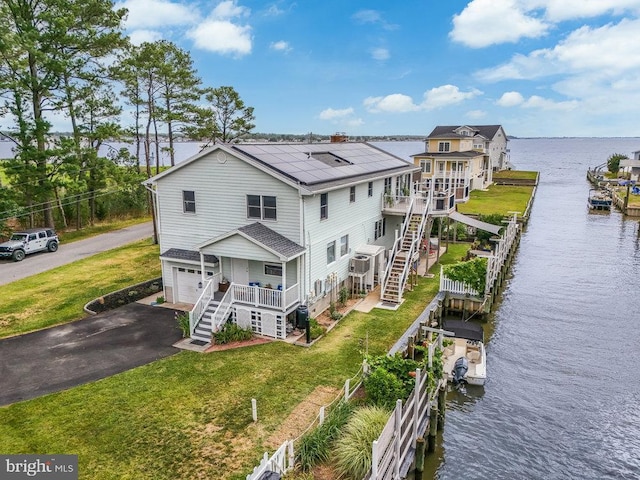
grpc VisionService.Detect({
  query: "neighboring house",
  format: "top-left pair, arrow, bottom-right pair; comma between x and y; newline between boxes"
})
144,142 -> 422,342
411,125 -> 509,197
620,152 -> 640,182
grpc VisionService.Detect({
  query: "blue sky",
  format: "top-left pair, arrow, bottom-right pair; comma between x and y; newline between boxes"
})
13,0 -> 640,138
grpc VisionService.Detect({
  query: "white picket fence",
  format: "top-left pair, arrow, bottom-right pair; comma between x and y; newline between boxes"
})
440,212 -> 520,297
245,441 -> 293,480
245,364 -> 365,480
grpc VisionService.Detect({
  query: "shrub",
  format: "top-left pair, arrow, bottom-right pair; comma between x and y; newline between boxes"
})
443,257 -> 488,294
364,367 -> 405,410
297,401 -> 353,471
364,353 -> 418,408
212,322 -> 253,344
155,295 -> 165,304
338,287 -> 349,307
333,406 -> 390,479
309,318 -> 326,340
176,312 -> 190,338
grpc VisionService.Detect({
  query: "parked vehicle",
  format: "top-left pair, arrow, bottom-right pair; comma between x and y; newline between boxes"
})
0,228 -> 60,261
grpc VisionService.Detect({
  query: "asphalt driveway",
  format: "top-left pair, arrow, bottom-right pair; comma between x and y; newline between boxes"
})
0,302 -> 183,406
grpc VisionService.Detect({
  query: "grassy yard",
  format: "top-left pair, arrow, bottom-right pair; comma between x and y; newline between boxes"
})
457,184 -> 534,217
0,239 -> 160,338
492,170 -> 538,180
0,244 -> 469,480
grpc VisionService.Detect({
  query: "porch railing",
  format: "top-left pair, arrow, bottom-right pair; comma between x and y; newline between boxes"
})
231,283 -> 300,310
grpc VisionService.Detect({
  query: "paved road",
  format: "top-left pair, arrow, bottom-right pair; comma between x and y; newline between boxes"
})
0,222 -> 153,286
0,303 -> 182,406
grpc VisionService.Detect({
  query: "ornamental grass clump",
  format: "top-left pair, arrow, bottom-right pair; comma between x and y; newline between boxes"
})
333,406 -> 390,479
297,400 -> 353,471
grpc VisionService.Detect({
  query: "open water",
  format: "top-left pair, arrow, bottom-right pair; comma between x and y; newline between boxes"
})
415,137 -> 640,480
3,136 -> 639,478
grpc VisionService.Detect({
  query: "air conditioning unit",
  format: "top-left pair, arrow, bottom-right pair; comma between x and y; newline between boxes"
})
350,255 -> 371,274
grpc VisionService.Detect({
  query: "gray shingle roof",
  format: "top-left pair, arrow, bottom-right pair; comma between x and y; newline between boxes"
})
160,248 -> 218,264
411,151 -> 484,158
427,125 -> 503,140
238,222 -> 305,259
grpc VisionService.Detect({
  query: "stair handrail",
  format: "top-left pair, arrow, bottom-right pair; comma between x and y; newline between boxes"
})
380,195 -> 415,300
189,277 -> 215,336
211,283 -> 236,332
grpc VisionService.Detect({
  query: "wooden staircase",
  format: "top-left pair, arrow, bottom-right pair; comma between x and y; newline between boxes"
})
381,202 -> 430,304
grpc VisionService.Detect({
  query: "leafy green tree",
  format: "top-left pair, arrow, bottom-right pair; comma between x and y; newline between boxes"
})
0,0 -> 126,228
185,86 -> 255,147
607,153 -> 628,174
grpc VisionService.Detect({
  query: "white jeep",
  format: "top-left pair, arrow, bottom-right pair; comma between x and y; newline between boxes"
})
0,228 -> 60,262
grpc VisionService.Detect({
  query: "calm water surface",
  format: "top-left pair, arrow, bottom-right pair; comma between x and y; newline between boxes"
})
420,138 -> 640,480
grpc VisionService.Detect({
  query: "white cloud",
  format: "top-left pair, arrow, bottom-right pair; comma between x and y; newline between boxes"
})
528,0 -> 640,22
364,94 -> 419,113
187,1 -> 252,56
364,85 -> 483,113
115,0 -> 199,29
466,110 -> 486,119
371,48 -> 390,61
212,0 -> 250,19
522,95 -> 579,110
352,9 -> 398,30
451,0 -> 549,48
477,18 -> 640,82
319,107 -> 354,120
266,4 -> 284,16
497,91 -> 525,106
422,85 -> 483,109
346,118 -> 364,128
270,40 -> 291,52
128,29 -> 163,45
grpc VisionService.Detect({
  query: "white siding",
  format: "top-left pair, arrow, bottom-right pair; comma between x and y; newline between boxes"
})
201,235 -> 280,262
302,176 -> 401,304
155,150 -> 301,254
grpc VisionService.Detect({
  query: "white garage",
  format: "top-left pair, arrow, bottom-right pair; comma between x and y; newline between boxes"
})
175,267 -> 202,304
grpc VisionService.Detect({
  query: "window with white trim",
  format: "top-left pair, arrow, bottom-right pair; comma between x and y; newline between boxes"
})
183,190 -> 196,213
420,159 -> 432,173
374,219 -> 386,240
340,235 -> 349,257
327,240 -> 336,264
350,186 -> 356,203
368,182 -> 373,197
438,142 -> 450,152
247,195 -> 277,220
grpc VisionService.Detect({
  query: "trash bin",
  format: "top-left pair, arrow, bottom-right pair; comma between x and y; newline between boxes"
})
296,305 -> 308,329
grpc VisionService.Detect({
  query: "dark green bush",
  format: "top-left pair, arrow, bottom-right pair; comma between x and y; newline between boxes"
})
212,322 -> 252,344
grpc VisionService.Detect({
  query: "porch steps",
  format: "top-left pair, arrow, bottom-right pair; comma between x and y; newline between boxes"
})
191,300 -> 220,343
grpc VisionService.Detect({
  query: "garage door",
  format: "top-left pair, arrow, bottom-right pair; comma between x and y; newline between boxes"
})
175,268 -> 201,304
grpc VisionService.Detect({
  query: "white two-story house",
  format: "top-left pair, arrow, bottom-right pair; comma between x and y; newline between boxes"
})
144,142 -> 421,343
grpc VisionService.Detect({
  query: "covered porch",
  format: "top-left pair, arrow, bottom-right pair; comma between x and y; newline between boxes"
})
189,222 -> 306,340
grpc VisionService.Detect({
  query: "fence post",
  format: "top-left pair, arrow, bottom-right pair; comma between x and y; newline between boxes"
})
287,440 -> 294,470
371,439 -> 379,480
344,378 -> 350,400
413,369 -> 421,447
319,406 -> 325,425
394,400 -> 402,478
252,398 -> 258,422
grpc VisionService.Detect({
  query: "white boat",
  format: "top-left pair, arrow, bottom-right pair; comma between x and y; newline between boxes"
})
442,320 -> 486,386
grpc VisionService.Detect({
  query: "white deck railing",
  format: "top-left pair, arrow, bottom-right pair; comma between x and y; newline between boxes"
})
231,283 -> 299,310
246,441 -> 293,480
188,275 -> 219,335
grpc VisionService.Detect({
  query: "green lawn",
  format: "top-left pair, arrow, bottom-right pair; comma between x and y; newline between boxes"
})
0,244 -> 469,480
56,216 -> 152,244
492,170 -> 538,180
457,184 -> 534,217
0,239 -> 160,338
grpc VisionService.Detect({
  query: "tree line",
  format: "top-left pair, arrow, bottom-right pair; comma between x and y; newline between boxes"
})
0,0 -> 255,238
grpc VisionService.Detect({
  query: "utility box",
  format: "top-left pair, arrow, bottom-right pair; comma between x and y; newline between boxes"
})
350,255 -> 371,274
296,305 -> 309,329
